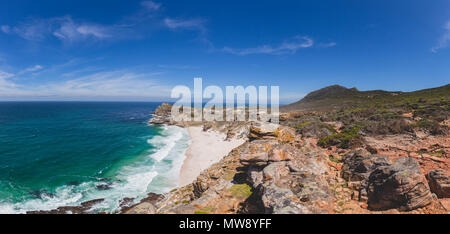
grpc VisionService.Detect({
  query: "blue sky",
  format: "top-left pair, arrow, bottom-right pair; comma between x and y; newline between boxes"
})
0,0 -> 449,103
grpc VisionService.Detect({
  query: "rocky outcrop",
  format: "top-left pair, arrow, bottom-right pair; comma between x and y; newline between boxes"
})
123,123 -> 335,214
426,170 -> 450,198
341,150 -> 436,211
341,150 -> 391,200
241,124 -> 333,214
27,198 -> 105,214
366,158 -> 434,211
149,103 -> 173,125
248,123 -> 299,145
341,150 -> 391,184
152,143 -> 257,214
121,193 -> 164,214
123,202 -> 156,214
126,104 -> 447,214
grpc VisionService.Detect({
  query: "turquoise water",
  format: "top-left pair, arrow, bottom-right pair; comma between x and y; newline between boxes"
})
0,102 -> 189,213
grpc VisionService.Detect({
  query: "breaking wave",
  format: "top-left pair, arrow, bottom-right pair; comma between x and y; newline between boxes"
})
0,125 -> 190,214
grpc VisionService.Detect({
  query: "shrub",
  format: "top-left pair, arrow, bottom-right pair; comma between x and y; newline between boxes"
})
318,126 -> 363,149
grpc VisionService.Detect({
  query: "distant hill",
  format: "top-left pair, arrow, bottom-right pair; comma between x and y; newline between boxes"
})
280,84 -> 450,112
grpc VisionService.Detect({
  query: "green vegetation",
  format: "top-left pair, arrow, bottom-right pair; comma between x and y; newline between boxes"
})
296,121 -> 311,129
328,155 -> 342,163
280,84 -> 449,149
430,150 -> 445,158
228,184 -> 253,199
318,126 -> 362,149
194,206 -> 216,214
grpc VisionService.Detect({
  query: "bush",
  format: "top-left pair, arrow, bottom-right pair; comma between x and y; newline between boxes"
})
415,119 -> 446,135
318,126 -> 363,149
295,121 -> 336,138
364,119 -> 413,135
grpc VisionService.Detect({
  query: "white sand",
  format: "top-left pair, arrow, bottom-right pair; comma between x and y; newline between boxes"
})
179,126 -> 245,187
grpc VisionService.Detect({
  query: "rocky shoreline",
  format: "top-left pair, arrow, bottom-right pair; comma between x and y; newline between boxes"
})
122,103 -> 449,214
28,102 -> 449,214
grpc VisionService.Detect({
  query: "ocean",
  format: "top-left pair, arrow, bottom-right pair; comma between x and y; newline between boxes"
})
0,102 -> 189,213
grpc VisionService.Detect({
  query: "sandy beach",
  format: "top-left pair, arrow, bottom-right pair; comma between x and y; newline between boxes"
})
179,126 -> 245,187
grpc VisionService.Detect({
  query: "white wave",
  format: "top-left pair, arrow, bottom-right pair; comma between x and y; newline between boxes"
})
0,184 -> 84,214
0,125 -> 190,214
147,126 -> 186,162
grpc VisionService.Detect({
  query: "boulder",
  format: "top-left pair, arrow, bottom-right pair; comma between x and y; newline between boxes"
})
248,123 -> 297,145
262,162 -> 290,181
248,123 -> 279,141
287,153 -> 329,175
240,152 -> 269,166
123,202 -> 156,214
341,150 -> 390,188
426,170 -> 450,198
255,152 -> 333,214
239,140 -> 278,166
367,158 -> 434,211
268,144 -> 296,162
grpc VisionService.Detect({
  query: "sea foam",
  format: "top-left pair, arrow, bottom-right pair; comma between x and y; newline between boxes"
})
0,125 -> 189,214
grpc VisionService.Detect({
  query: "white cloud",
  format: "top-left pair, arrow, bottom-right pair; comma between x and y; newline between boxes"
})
431,21 -> 450,53
141,1 -> 161,11
0,25 -> 10,34
9,18 -> 51,41
0,70 -> 14,81
319,42 -> 337,48
0,70 -> 172,100
24,65 -> 44,72
164,18 -> 206,31
2,16 -> 119,43
0,71 -> 22,95
52,17 -> 112,42
222,36 -> 314,56
1,2 -> 210,47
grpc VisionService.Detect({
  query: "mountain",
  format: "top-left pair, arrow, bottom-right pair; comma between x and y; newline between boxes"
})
280,84 -> 450,112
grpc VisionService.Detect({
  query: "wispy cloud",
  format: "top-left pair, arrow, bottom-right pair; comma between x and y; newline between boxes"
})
41,71 -> 169,97
0,70 -> 15,83
431,21 -> 450,53
141,1 -> 162,11
1,16 -> 118,43
222,36 -> 314,56
164,18 -> 206,32
0,25 -> 11,34
0,69 -> 172,100
318,42 -> 337,48
157,64 -> 198,70
24,65 -> 44,72
0,1 -> 209,46
0,70 -> 22,95
16,65 -> 44,75
164,17 -> 212,47
53,17 -> 113,41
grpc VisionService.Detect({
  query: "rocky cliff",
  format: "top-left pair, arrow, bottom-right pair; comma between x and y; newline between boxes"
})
124,105 -> 449,213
